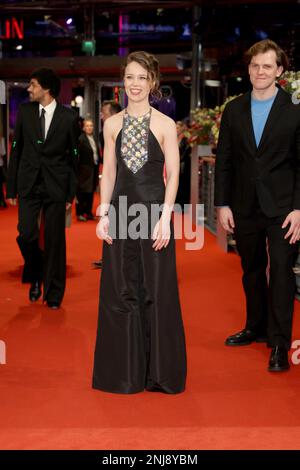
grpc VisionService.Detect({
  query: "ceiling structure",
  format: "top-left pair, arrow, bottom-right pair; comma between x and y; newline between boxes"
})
0,0 -> 299,81
0,0 -> 297,10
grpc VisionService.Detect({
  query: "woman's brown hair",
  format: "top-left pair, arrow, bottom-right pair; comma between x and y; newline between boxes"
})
123,51 -> 161,99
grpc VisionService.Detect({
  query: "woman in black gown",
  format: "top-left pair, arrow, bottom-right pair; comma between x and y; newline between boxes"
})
92,51 -> 187,394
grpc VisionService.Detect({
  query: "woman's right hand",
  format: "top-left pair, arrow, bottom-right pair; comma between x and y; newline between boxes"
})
8,198 -> 17,206
96,216 -> 113,244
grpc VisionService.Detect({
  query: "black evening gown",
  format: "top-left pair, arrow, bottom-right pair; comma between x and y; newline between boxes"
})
92,109 -> 187,394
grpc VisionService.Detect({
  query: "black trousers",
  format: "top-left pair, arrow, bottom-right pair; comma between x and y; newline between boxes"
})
76,192 -> 94,216
234,210 -> 298,349
17,183 -> 66,304
0,167 -> 6,205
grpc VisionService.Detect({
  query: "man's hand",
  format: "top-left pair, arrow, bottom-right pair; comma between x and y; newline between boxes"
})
218,207 -> 235,233
7,198 -> 17,206
282,210 -> 300,244
66,202 -> 72,210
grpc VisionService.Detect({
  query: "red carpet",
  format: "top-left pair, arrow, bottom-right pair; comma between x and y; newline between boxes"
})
1,204 -> 300,450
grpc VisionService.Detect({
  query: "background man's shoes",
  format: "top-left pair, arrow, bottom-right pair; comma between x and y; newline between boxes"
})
46,301 -> 60,310
86,213 -> 97,220
225,328 -> 267,346
92,259 -> 102,269
77,215 -> 87,222
268,346 -> 290,372
29,281 -> 42,302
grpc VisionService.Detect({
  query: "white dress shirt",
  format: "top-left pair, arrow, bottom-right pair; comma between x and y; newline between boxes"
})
39,99 -> 57,138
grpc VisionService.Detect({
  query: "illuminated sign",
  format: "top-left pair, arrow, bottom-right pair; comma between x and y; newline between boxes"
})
0,18 -> 24,40
122,23 -> 175,33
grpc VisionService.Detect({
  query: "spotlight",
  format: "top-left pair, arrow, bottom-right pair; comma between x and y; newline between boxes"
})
66,18 -> 73,25
205,80 -> 221,87
75,95 -> 83,105
16,44 -> 23,50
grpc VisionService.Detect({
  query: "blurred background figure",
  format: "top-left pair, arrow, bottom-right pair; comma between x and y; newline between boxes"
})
0,132 -> 7,208
175,120 -> 191,210
99,100 -> 122,159
76,118 -> 99,222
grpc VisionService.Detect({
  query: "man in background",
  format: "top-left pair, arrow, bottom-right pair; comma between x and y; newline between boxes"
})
98,100 -> 122,159
7,68 -> 79,309
76,118 -> 99,222
0,133 -> 6,208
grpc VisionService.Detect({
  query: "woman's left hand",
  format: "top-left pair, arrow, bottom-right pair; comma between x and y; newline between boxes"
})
152,216 -> 171,251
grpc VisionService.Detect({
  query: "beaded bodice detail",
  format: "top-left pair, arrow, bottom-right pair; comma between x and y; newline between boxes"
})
120,108 -> 152,174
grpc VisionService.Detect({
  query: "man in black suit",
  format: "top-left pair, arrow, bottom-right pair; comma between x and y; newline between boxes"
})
215,39 -> 300,372
7,68 -> 79,309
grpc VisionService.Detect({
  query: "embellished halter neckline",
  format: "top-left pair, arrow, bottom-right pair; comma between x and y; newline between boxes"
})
124,108 -> 152,120
121,108 -> 152,174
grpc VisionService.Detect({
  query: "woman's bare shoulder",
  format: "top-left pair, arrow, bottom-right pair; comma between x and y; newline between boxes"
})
104,111 -> 124,140
151,107 -> 176,129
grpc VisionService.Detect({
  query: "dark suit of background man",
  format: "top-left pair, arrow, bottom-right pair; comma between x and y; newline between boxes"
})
76,118 -> 99,221
7,68 -> 79,309
98,100 -> 123,162
215,39 -> 300,372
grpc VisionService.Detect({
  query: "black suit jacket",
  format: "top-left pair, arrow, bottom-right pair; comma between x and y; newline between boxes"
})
77,133 -> 99,193
215,87 -> 300,217
7,101 -> 79,203
98,130 -> 104,164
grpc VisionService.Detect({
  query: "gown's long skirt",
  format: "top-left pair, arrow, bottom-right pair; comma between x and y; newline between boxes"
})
92,202 -> 187,394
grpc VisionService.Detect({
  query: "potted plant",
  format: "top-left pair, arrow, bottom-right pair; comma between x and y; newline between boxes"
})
185,97 -> 240,155
278,71 -> 300,103
184,107 -> 217,156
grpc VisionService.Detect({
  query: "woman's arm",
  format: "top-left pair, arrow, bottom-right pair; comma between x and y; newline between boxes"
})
96,118 -> 117,244
152,118 -> 179,250
162,118 -> 180,219
98,118 -> 117,216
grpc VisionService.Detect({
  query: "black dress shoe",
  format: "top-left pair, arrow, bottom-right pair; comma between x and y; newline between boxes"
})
46,301 -> 60,310
29,281 -> 42,302
92,259 -> 102,269
225,328 -> 267,346
85,213 -> 97,220
268,346 -> 290,372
